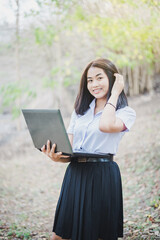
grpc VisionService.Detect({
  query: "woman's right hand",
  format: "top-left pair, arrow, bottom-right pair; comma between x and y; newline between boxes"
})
112,73 -> 125,96
41,140 -> 70,162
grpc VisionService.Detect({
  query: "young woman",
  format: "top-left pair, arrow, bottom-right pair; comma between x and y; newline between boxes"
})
41,58 -> 136,240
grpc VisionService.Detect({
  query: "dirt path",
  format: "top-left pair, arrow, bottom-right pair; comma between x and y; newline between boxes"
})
0,93 -> 160,239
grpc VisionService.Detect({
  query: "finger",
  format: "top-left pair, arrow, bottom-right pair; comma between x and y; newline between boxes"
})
56,152 -> 65,158
41,145 -> 46,152
57,152 -> 62,155
114,73 -> 122,78
51,143 -> 56,153
60,154 -> 70,158
47,140 -> 51,152
114,73 -> 119,77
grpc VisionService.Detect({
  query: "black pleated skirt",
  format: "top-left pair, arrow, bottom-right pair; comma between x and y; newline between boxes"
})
52,160 -> 123,240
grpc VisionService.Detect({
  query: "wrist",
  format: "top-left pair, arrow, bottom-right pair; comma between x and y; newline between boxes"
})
105,102 -> 116,109
111,91 -> 119,98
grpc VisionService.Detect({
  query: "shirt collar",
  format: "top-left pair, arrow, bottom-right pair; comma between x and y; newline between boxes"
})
89,98 -> 96,109
89,98 -> 108,116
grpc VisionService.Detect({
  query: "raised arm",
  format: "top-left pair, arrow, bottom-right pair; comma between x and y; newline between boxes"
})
99,73 -> 126,133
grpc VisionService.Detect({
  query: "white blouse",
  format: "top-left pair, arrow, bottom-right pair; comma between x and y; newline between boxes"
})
67,98 -> 136,155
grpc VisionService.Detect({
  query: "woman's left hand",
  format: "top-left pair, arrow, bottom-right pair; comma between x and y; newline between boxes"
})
111,73 -> 125,96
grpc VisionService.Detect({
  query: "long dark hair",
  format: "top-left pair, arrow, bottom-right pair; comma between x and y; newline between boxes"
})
74,58 -> 128,115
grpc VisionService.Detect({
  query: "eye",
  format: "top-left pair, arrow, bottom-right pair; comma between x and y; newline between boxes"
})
87,79 -> 92,83
98,77 -> 103,80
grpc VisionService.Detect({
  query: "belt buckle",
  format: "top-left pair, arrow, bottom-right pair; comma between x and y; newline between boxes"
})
78,157 -> 87,162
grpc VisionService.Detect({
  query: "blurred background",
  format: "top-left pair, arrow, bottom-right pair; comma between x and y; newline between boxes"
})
0,0 -> 160,239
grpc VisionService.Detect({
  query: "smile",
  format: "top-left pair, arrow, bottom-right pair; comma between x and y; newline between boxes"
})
93,88 -> 102,94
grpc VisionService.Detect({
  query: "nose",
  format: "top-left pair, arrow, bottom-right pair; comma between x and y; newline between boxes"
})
92,79 -> 98,87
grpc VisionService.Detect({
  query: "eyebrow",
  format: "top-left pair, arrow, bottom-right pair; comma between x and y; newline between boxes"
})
87,73 -> 102,79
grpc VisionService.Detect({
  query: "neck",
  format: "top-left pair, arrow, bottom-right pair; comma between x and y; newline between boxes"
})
95,98 -> 107,108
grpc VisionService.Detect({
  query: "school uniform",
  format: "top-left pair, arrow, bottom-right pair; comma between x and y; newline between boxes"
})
52,98 -> 136,240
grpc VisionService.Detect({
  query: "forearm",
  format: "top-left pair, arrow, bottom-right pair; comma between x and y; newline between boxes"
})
99,92 -> 119,130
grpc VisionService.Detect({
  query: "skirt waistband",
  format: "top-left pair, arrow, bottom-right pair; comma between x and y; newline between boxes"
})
76,155 -> 113,163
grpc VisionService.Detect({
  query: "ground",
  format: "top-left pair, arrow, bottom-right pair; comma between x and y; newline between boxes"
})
0,93 -> 160,240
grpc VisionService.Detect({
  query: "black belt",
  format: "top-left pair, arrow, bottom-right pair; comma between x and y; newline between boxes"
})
76,154 -> 113,163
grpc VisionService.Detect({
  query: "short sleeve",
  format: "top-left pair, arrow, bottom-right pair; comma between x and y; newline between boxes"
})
116,106 -> 136,132
67,109 -> 79,134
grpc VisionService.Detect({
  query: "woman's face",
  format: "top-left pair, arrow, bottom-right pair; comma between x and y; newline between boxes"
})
87,67 -> 109,100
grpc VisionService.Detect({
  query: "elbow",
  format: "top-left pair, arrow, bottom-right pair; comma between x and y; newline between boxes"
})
99,123 -> 114,133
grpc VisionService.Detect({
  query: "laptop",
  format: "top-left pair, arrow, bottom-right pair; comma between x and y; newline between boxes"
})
22,109 -> 112,158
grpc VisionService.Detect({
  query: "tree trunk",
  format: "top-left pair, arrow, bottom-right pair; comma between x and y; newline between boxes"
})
140,64 -> 147,93
15,0 -> 20,82
15,0 -> 21,131
127,66 -> 133,96
133,65 -> 140,95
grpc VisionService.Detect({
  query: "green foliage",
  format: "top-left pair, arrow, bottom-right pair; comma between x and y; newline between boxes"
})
150,197 -> 160,209
141,0 -> 160,8
29,0 -> 160,95
0,81 -> 36,119
74,6 -> 87,21
6,223 -> 32,239
51,67 -> 60,76
71,0 -> 160,69
42,67 -> 59,89
35,25 -> 57,46
42,65 -> 81,89
42,76 -> 57,89
7,228 -> 32,239
64,66 -> 81,87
